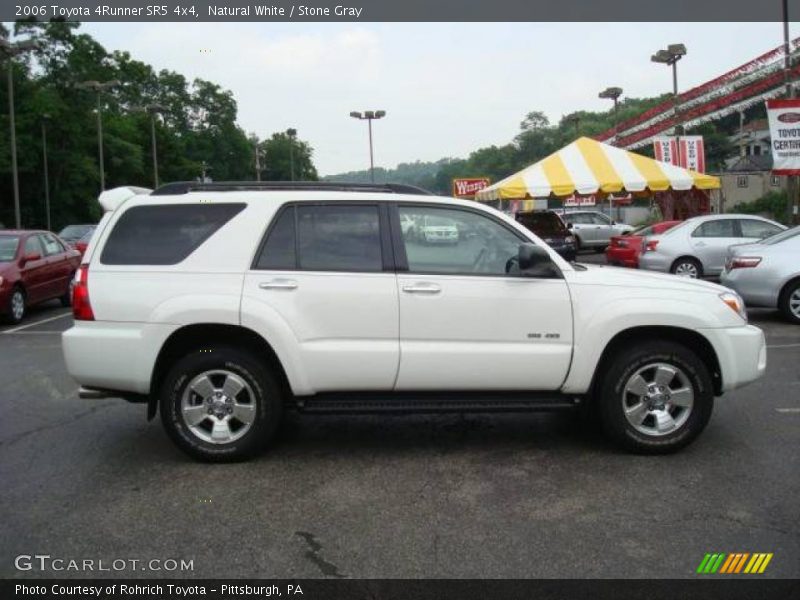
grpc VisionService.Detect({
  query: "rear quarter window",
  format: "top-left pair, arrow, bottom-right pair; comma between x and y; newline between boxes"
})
100,203 -> 246,265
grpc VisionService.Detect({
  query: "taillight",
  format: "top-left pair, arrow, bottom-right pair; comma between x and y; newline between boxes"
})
72,265 -> 95,321
644,240 -> 659,252
729,256 -> 762,270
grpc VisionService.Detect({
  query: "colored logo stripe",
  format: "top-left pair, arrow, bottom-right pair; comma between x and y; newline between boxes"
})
697,553 -> 773,574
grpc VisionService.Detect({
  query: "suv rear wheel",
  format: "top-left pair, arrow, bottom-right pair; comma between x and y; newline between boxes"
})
159,346 -> 283,462
599,341 -> 713,454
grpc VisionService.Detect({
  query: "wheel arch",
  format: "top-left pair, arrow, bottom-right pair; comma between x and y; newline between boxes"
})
590,325 -> 723,398
778,275 -> 800,305
148,323 -> 291,420
670,255 -> 703,275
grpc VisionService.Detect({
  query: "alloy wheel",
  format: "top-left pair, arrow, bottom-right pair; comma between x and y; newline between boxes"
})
674,262 -> 699,278
11,291 -> 25,321
180,369 -> 257,444
790,288 -> 800,320
622,362 -> 694,437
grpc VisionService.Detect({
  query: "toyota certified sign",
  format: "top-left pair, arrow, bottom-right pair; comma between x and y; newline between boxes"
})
452,178 -> 490,198
766,98 -> 800,175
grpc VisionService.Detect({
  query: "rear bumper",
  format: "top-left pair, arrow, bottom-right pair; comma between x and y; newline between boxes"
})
699,325 -> 767,393
638,252 -> 671,273
63,321 -> 177,395
720,269 -> 779,308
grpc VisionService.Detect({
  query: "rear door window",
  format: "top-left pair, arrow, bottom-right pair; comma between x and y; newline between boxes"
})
692,220 -> 736,238
40,233 -> 64,256
101,203 -> 246,265
253,204 -> 383,272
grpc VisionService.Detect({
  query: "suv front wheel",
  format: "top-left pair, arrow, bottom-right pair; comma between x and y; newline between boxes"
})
599,341 -> 713,454
160,346 -> 283,461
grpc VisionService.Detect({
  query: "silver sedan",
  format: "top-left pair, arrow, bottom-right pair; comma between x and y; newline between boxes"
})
721,226 -> 800,324
638,214 -> 786,278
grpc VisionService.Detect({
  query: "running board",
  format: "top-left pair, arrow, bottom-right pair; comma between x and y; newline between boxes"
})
296,392 -> 580,414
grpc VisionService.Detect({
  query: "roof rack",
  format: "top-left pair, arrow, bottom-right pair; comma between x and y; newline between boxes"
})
150,181 -> 435,196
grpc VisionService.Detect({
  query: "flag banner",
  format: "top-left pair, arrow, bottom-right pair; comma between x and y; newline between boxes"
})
653,136 -> 705,172
679,136 -> 706,173
766,98 -> 800,175
653,137 -> 678,165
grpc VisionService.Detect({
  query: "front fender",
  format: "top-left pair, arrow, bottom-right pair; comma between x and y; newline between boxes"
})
562,293 -> 734,394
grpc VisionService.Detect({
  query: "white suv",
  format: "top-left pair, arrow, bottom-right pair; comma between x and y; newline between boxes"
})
63,182 -> 766,461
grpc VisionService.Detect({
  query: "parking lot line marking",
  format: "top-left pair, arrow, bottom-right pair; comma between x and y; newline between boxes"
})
776,408 -> 800,413
1,311 -> 72,334
767,343 -> 800,349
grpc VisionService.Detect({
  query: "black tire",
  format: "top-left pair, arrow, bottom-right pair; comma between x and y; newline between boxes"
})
159,346 -> 283,462
778,279 -> 800,325
4,286 -> 26,324
598,341 -> 714,454
670,257 -> 703,279
59,274 -> 75,307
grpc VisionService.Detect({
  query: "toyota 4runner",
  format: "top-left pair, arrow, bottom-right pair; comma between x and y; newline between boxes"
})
62,182 -> 766,461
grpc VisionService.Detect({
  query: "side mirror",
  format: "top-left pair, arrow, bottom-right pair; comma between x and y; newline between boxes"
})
21,252 -> 41,265
566,222 -> 573,229
518,243 -> 557,277
611,220 -> 617,225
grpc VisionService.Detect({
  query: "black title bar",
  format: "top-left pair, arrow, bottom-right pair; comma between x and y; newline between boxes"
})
2,0 -> 796,22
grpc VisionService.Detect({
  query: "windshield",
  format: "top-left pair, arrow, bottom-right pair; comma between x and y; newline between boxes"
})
0,236 -> 20,262
759,226 -> 799,245
519,212 -> 567,236
58,225 -> 94,241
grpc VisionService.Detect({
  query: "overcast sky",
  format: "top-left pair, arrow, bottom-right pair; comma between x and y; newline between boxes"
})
78,22 -> 795,176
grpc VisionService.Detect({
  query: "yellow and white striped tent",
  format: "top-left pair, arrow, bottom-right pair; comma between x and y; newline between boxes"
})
474,137 -> 720,202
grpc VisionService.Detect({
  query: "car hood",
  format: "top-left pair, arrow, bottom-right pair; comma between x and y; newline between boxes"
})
570,263 -> 726,294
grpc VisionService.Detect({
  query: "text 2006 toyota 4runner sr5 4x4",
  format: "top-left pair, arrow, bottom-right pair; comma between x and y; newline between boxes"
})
62,183 -> 766,461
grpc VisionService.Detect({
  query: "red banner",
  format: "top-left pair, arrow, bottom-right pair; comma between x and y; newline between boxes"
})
452,178 -> 490,198
653,136 -> 705,172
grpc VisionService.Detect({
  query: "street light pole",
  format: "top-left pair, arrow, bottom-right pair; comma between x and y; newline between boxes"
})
286,128 -> 297,181
1,38 -> 38,229
41,114 -> 51,231
147,104 -> 165,188
79,79 -> 120,192
652,44 -> 687,166
599,86 -> 623,144
350,110 -> 386,183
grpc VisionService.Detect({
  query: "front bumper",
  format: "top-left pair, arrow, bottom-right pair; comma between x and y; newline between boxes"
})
638,252 -> 671,273
699,325 -> 767,393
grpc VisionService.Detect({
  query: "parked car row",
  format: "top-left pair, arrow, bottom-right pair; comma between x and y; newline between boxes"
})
0,224 -> 96,324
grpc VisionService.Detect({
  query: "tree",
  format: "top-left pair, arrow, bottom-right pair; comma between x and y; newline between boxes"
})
259,132 -> 318,181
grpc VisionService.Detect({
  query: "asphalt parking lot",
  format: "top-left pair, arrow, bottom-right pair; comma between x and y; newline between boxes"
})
1,254 -> 798,579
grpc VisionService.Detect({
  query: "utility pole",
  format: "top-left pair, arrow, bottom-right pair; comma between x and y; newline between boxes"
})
1,38 -> 38,228
783,0 -> 798,224
148,104 -> 165,188
42,114 -> 51,231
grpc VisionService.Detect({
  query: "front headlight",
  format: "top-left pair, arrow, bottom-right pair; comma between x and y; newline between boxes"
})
719,291 -> 747,322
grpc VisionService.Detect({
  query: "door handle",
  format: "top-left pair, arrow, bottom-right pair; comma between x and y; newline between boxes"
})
402,283 -> 441,294
259,279 -> 298,290
695,242 -> 706,247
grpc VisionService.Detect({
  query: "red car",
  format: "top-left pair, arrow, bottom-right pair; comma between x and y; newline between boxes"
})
605,220 -> 682,268
0,230 -> 81,324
